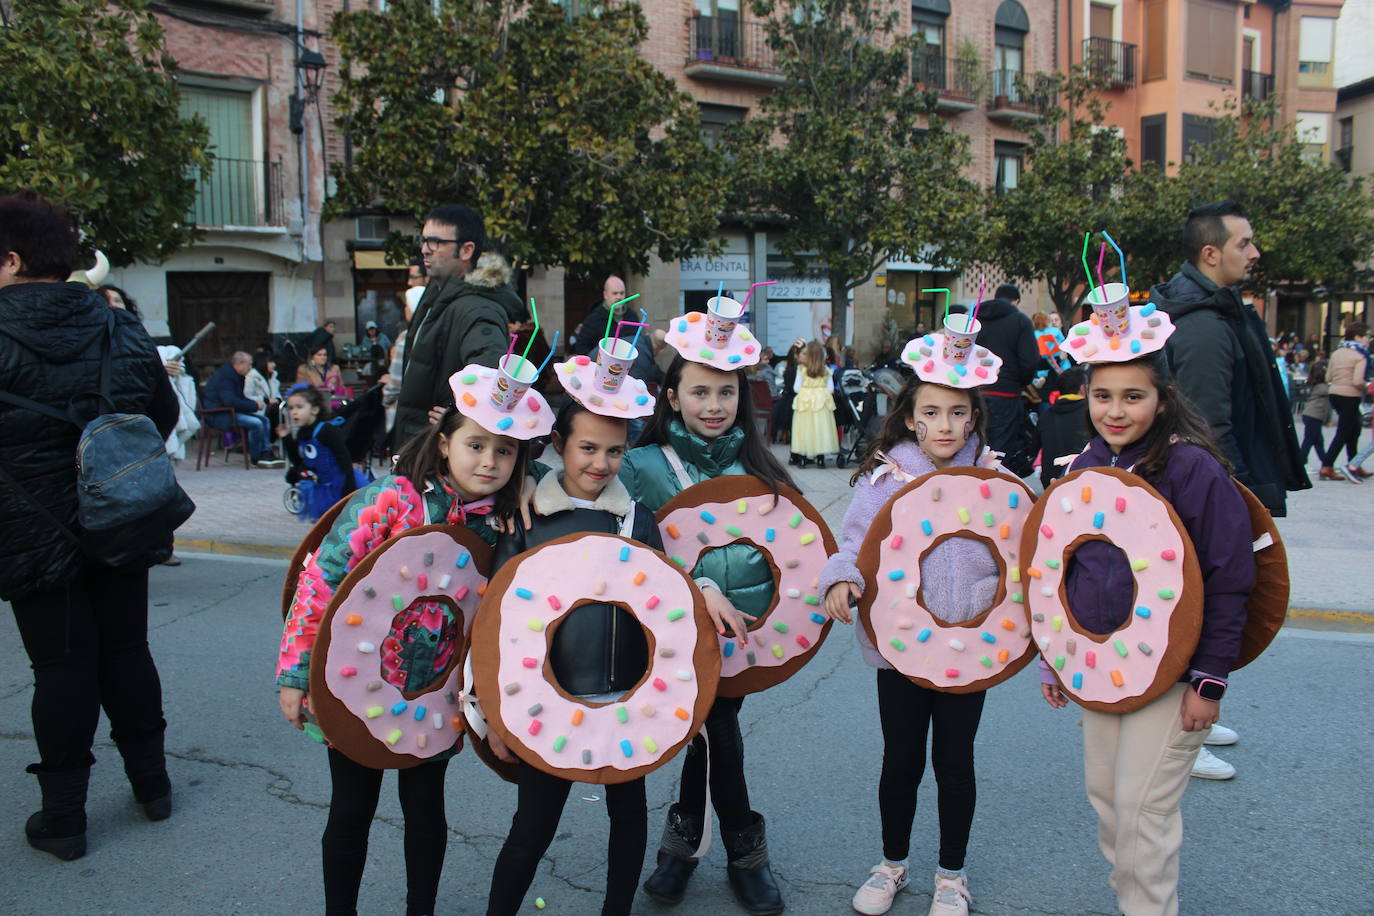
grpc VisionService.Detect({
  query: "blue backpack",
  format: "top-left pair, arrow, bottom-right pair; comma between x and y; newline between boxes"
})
0,311 -> 195,567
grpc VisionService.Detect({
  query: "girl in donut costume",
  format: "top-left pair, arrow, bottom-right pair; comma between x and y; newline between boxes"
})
621,303 -> 797,915
820,345 -> 1009,916
480,391 -> 666,916
1036,288 -> 1254,916
274,370 -> 535,916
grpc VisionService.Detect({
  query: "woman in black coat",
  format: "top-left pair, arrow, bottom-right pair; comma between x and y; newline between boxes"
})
0,192 -> 180,861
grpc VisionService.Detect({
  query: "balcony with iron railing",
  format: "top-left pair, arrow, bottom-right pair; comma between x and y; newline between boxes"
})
1082,37 -> 1136,89
1241,69 -> 1274,102
188,157 -> 285,230
912,52 -> 980,113
685,15 -> 786,86
987,69 -> 1050,122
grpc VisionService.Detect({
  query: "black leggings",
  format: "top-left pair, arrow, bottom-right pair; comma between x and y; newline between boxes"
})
677,695 -> 752,834
1322,394 -> 1364,465
875,668 -> 985,870
487,765 -> 646,916
10,564 -> 166,784
1299,415 -> 1327,465
323,748 -> 449,916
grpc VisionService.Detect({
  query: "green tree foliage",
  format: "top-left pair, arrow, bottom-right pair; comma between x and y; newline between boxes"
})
982,68 -> 1131,320
727,0 -> 982,344
329,0 -> 724,277
1120,97 -> 1374,295
0,0 -> 210,266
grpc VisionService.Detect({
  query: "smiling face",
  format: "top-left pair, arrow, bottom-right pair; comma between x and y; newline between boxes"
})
438,416 -> 518,500
285,393 -> 319,428
667,362 -> 739,440
554,410 -> 627,502
905,383 -> 976,469
311,347 -> 329,368
1088,363 -> 1162,453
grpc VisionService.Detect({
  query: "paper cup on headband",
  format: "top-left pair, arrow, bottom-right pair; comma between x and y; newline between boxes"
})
942,313 -> 981,362
1088,283 -> 1131,337
489,354 -> 539,410
593,338 -> 638,393
704,295 -> 744,349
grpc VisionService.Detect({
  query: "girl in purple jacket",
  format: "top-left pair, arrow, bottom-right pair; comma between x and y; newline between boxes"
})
819,376 -> 999,916
1041,352 -> 1254,916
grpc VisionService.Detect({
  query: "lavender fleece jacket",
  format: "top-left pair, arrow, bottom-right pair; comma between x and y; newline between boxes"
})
818,438 -> 1001,669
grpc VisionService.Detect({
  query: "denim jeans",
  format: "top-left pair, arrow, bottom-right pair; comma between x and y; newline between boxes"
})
233,412 -> 271,458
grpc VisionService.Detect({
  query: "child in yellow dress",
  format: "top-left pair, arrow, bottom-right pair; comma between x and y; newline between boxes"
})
789,341 -> 839,467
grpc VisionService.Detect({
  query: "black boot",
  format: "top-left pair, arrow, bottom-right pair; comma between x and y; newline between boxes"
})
116,730 -> 172,821
642,803 -> 703,905
25,766 -> 88,861
723,812 -> 783,915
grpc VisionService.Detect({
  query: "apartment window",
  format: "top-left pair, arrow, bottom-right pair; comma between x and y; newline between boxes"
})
1142,0 -> 1166,81
1337,116 -> 1354,172
1185,0 -> 1236,84
179,84 -> 261,227
1140,114 -> 1167,169
1296,110 -> 1330,163
911,1 -> 948,86
993,0 -> 1029,100
1182,113 -> 1217,160
994,141 -> 1023,194
696,0 -> 740,58
698,102 -> 745,148
356,216 -> 390,241
1298,17 -> 1334,88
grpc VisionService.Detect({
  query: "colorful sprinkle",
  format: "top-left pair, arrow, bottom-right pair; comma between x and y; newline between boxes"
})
619,546 -> 631,562
1051,615 -> 1063,632
1045,558 -> 1061,569
1040,524 -> 1054,538
666,524 -> 681,539
957,507 -> 971,524
803,595 -> 821,606
980,632 -> 997,644
496,416 -> 514,430
1008,491 -> 1019,508
552,736 -> 567,752
340,666 -> 357,677
1110,670 -> 1125,687
456,552 -> 470,568
949,639 -> 966,651
620,739 -> 634,757
667,608 -> 686,621
890,638 -> 906,651
504,683 -> 521,695
771,645 -> 784,659
1053,654 -> 1065,670
1158,588 -> 1176,600
358,641 -> 376,653
999,524 -> 1010,539
522,657 -> 538,668
365,706 -> 384,719
723,642 -> 734,657
1115,497 -> 1127,512
547,595 -> 562,610
697,348 -> 715,360
528,619 -> 544,631
916,628 -> 932,642
646,595 -> 660,609
1092,511 -> 1105,529
1085,651 -> 1097,668
1138,642 -> 1153,656
515,587 -> 533,600
616,707 -> 629,723
983,511 -> 996,526
979,482 -> 991,499
1135,606 -> 1151,618
571,708 -> 584,726
633,571 -> 647,585
888,570 -> 905,581
391,594 -> 404,611
921,520 -> 933,536
765,528 -> 776,542
944,668 -> 960,678
1072,672 -> 1084,689
1130,558 -> 1149,571
1160,548 -> 1177,561
810,612 -> 827,624
461,392 -> 478,407
789,512 -> 803,528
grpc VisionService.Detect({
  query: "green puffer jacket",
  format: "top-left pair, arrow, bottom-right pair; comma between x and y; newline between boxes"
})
619,420 -> 776,619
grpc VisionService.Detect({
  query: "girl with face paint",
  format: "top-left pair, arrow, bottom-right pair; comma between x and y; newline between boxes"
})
818,377 -> 997,916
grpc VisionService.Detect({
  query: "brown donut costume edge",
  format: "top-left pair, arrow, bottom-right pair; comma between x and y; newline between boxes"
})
655,475 -> 840,698
855,466 -> 1039,694
1233,480 -> 1289,670
471,532 -> 720,785
281,493 -> 353,621
1021,467 -> 1203,714
307,524 -> 493,770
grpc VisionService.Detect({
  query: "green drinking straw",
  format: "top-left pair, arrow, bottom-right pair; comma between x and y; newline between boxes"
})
603,293 -> 643,342
518,298 -> 540,375
922,288 -> 952,327
1081,232 -> 1098,304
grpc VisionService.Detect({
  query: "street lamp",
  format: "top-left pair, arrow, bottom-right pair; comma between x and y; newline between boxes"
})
290,47 -> 327,135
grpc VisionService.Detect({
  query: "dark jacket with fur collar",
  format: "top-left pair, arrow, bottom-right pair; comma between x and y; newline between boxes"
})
493,473 -> 663,696
396,254 -> 522,445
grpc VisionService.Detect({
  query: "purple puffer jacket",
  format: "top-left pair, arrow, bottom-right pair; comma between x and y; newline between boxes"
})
1063,436 -> 1255,680
819,438 -> 1002,669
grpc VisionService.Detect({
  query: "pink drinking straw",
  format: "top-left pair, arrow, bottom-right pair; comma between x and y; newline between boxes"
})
613,319 -> 649,350
1096,242 -> 1107,293
741,280 -> 777,308
505,333 -> 517,359
969,275 -> 987,329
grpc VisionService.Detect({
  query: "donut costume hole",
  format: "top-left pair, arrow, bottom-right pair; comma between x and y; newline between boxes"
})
915,534 -> 1000,625
379,597 -> 464,696
1052,537 -> 1136,643
694,545 -> 777,632
545,602 -> 652,706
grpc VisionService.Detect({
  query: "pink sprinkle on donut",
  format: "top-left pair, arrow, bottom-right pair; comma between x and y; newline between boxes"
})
646,595 -> 660,609
574,355 -> 591,366
527,397 -> 541,411
547,595 -> 562,610
796,635 -> 811,649
1085,651 -> 1097,668
944,668 -> 960,678
978,483 -> 991,499
890,534 -> 903,550
1160,549 -> 1176,561
417,574 -> 427,590
974,367 -> 988,378
744,345 -> 756,354
652,677 -> 667,691
455,586 -> 469,601
528,720 -> 542,735
522,657 -> 538,669
1115,497 -> 1127,512
340,666 -> 358,677
1069,336 -> 1086,348
923,360 -> 935,373
1040,524 -> 1054,538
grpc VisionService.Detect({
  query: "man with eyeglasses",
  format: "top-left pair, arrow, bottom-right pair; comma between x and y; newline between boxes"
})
394,205 -> 524,445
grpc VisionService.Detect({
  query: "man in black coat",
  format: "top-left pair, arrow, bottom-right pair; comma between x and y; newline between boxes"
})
0,191 -> 181,859
1150,201 -> 1309,516
569,275 -> 631,357
972,284 -> 1040,476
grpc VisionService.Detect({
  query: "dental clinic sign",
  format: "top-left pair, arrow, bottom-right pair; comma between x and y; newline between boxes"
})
680,255 -> 751,290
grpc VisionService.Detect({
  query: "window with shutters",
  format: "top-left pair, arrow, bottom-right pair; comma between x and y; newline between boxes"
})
1298,17 -> 1334,88
1184,0 -> 1236,84
698,103 -> 746,149
911,4 -> 947,88
1140,114 -> 1166,169
1143,0 -> 1166,82
179,84 -> 266,227
1182,113 -> 1217,159
994,141 -> 1023,194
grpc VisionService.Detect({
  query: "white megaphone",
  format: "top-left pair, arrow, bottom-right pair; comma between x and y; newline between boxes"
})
68,250 -> 110,288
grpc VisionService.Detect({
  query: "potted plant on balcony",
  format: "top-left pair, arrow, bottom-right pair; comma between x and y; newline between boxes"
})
954,38 -> 989,102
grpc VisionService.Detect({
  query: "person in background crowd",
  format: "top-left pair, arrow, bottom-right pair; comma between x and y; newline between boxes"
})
1319,321 -> 1369,484
1298,361 -> 1330,469
384,260 -> 427,438
245,352 -> 282,430
204,351 -> 283,469
1150,200 -> 1309,780
569,275 -> 630,358
972,284 -> 1040,478
772,338 -> 805,451
305,320 -> 337,372
295,345 -> 346,400
1033,365 -> 1091,489
0,190 -> 180,860
98,284 -> 141,320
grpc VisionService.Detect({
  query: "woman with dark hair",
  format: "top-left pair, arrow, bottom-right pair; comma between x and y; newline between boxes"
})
770,339 -> 805,450
98,284 -> 141,319
0,191 -> 180,860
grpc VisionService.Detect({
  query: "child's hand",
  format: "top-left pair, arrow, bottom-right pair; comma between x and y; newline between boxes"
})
279,687 -> 309,729
1041,683 -> 1069,709
703,589 -> 755,647
493,475 -> 538,534
824,582 -> 861,624
1180,690 -> 1220,732
488,729 -> 518,764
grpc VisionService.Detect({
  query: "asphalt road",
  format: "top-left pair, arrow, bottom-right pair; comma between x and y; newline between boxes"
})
2,554 -> 1372,916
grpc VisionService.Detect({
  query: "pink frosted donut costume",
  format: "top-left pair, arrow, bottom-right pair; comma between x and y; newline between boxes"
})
1020,468 -> 1203,712
657,478 -> 838,697
313,527 -> 489,766
554,356 -> 655,419
857,467 -> 1037,692
472,534 -> 717,784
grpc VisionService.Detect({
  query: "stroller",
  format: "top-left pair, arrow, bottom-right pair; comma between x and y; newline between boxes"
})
835,367 -> 906,468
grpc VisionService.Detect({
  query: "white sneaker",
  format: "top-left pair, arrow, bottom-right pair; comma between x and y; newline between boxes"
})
1204,723 -> 1238,746
1191,746 -> 1236,780
1341,464 -> 1364,484
928,871 -> 971,916
852,861 -> 909,915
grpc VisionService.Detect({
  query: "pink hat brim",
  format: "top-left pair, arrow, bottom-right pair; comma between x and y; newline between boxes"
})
1063,305 -> 1174,364
448,365 -> 553,440
900,334 -> 1004,389
554,358 -> 656,419
665,315 -> 762,368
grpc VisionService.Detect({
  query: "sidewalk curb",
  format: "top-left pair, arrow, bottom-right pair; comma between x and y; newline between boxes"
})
1285,607 -> 1374,630
175,538 -> 294,560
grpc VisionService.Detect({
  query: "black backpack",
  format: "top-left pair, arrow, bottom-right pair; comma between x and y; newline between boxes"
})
0,311 -> 195,567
